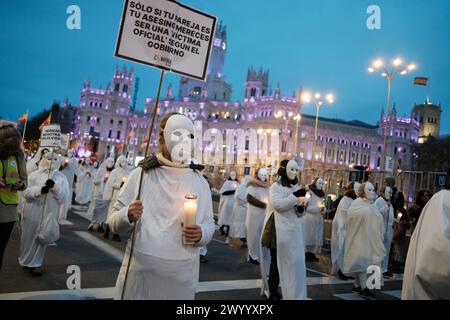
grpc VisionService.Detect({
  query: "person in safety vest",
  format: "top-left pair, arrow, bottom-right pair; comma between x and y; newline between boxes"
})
0,123 -> 27,271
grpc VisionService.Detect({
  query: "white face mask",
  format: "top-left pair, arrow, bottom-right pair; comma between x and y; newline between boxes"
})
286,160 -> 299,181
364,182 -> 377,203
39,152 -> 60,171
384,186 -> 393,200
67,150 -> 74,158
230,171 -> 237,180
315,178 -> 325,190
85,158 -> 91,166
163,114 -> 195,164
257,168 -> 268,182
106,158 -> 115,169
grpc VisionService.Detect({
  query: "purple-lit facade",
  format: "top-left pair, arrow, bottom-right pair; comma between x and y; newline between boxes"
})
72,23 -> 425,175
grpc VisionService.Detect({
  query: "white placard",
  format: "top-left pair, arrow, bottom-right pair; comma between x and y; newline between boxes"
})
40,124 -> 62,148
115,0 -> 217,81
385,156 -> 394,173
61,135 -> 70,150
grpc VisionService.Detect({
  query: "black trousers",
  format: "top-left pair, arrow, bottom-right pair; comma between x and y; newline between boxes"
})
0,222 -> 15,271
269,248 -> 280,296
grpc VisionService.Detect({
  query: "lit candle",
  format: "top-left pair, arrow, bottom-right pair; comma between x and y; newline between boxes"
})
183,194 -> 198,245
122,176 -> 127,184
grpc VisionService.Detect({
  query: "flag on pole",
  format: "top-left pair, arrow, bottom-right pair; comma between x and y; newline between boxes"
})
17,112 -> 28,125
39,113 -> 52,131
414,77 -> 429,86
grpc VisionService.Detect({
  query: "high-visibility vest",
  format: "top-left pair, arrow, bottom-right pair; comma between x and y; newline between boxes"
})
0,156 -> 20,205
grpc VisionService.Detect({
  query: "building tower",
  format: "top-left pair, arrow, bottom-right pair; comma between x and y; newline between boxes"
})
411,98 -> 442,143
244,66 -> 269,100
178,21 -> 232,102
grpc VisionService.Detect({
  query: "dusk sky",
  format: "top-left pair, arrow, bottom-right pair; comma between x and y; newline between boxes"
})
1,0 -> 449,133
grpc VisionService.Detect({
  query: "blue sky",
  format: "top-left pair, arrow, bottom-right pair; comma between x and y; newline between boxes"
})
1,0 -> 449,133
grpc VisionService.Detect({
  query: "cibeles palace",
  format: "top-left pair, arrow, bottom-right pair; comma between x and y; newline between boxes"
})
72,22 -> 442,185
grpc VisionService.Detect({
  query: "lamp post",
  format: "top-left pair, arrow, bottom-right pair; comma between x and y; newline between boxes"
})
302,91 -> 334,165
368,57 -> 416,173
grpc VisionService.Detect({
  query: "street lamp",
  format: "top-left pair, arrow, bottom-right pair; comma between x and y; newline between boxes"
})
368,57 -> 416,172
302,90 -> 335,163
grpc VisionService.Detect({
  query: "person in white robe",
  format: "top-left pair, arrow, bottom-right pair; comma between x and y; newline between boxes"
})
218,171 -> 238,241
246,168 -> 270,264
59,149 -> 78,212
88,157 -> 115,232
87,161 -> 100,213
107,113 -> 215,300
260,158 -> 308,300
330,182 -> 359,279
19,152 -> 69,276
229,175 -> 252,245
26,148 -> 49,175
374,186 -> 395,278
103,155 -> 129,242
342,182 -> 386,299
303,177 -> 326,261
402,187 -> 450,300
75,158 -> 94,205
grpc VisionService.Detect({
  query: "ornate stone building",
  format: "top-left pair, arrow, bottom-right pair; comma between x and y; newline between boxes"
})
72,23 -> 437,180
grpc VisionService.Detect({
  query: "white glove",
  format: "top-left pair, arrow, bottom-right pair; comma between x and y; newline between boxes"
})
51,183 -> 61,195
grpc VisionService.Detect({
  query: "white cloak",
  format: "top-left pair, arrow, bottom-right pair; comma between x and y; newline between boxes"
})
374,196 -> 395,272
342,198 -> 386,274
229,182 -> 248,238
75,165 -> 94,205
104,166 -> 128,218
218,180 -> 238,226
402,190 -> 450,300
260,183 -> 307,300
19,169 -> 69,267
89,168 -> 112,228
107,166 -> 215,300
303,190 -> 325,253
246,185 -> 269,261
61,157 -> 78,202
330,196 -> 354,275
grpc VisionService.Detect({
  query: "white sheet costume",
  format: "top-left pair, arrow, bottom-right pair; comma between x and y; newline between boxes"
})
60,149 -> 78,208
104,155 -> 129,217
402,189 -> 450,300
260,159 -> 307,300
107,114 -> 215,300
230,176 -> 252,239
374,187 -> 394,273
19,152 -> 69,268
89,157 -> 115,230
75,159 -> 94,205
303,178 -> 326,254
330,182 -> 360,275
246,169 -> 269,262
343,183 -> 386,289
26,148 -> 49,175
218,172 -> 238,228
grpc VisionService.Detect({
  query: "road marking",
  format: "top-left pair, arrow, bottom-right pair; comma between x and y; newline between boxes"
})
198,279 -> 262,292
58,219 -> 73,226
306,267 -> 331,278
0,287 -> 115,300
73,231 -> 124,262
382,290 -> 402,299
334,293 -> 366,300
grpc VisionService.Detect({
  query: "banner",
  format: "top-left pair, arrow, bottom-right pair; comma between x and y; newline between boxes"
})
40,124 -> 62,148
115,0 -> 217,81
60,134 -> 70,150
385,156 -> 394,173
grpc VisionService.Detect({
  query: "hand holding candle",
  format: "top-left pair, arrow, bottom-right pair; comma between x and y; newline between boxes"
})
183,195 -> 198,245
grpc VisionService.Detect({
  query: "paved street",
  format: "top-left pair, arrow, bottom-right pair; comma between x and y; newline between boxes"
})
0,203 -> 403,300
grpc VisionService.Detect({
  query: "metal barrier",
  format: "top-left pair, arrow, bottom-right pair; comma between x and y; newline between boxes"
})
397,171 -> 447,206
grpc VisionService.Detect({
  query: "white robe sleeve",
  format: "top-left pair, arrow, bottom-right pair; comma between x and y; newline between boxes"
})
374,197 -> 389,215
270,184 -> 297,213
107,168 -> 141,235
50,172 -> 70,204
23,172 -> 43,200
235,184 -> 247,202
194,177 -> 215,248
